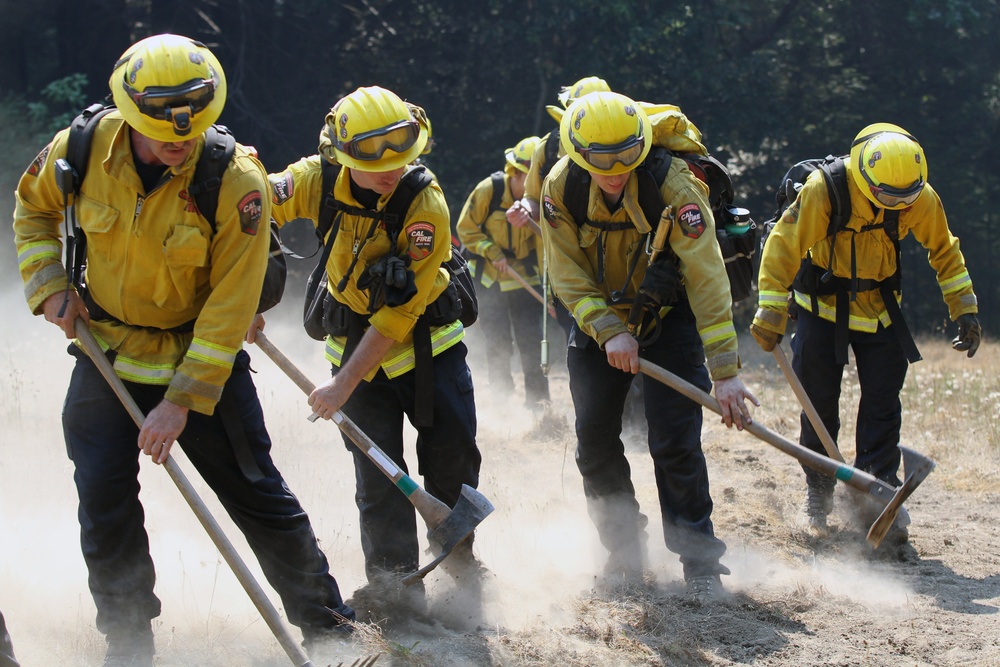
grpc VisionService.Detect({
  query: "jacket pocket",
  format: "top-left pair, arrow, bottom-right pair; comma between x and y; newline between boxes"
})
153,225 -> 210,311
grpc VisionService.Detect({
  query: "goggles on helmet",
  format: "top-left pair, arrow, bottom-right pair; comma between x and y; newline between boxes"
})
336,119 -> 421,162
121,77 -> 217,135
568,123 -> 646,172
857,160 -> 924,208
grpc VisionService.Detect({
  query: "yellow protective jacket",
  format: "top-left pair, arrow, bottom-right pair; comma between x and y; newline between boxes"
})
540,156 -> 740,380
524,131 -> 559,206
13,111 -> 270,415
754,164 -> 977,336
456,171 -> 541,290
268,156 -> 461,379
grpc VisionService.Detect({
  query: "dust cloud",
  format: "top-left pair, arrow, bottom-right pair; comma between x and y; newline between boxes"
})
0,275 -> 918,665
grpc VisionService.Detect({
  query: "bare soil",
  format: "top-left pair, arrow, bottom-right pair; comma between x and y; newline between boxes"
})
1,300 -> 997,667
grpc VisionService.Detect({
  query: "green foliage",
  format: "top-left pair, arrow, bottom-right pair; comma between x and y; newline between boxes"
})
1,0 -> 997,332
26,73 -> 89,135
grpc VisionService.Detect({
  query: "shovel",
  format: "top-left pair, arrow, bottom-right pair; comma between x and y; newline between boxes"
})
637,358 -> 935,548
252,331 -> 494,585
73,320 -> 315,667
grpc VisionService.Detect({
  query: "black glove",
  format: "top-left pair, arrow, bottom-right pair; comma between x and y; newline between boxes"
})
951,313 -> 982,358
359,255 -> 417,310
639,257 -> 682,306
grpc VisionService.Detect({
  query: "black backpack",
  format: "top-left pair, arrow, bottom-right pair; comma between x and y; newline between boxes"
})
303,162 -> 478,341
58,102 -> 286,314
563,146 -> 759,303
759,154 -> 919,364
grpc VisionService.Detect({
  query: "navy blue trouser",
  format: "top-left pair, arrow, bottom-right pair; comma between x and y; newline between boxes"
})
478,281 -> 549,405
567,311 -> 727,579
62,346 -> 353,636
0,611 -> 18,667
791,308 -> 909,486
336,342 -> 480,580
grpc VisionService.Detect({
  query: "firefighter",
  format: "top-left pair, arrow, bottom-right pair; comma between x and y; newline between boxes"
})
751,123 -> 982,539
12,34 -> 354,665
516,76 -> 612,338
265,86 -> 483,616
541,91 -> 758,602
457,135 -> 550,409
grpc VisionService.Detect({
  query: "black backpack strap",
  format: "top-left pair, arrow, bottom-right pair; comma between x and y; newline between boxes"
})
819,155 -> 851,237
541,130 -> 561,179
382,165 -> 434,242
563,162 -> 590,227
635,146 -> 671,228
65,103 -> 116,191
317,160 -> 343,242
488,171 -> 505,217
187,124 -> 236,232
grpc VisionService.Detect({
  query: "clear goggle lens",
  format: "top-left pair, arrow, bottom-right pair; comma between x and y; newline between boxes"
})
338,119 -> 420,161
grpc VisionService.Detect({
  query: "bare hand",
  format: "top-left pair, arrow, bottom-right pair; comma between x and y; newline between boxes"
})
605,332 -> 639,374
713,376 -> 759,431
308,375 -> 354,421
138,399 -> 189,464
492,257 -> 509,274
506,200 -> 532,229
246,313 -> 265,344
42,290 -> 89,339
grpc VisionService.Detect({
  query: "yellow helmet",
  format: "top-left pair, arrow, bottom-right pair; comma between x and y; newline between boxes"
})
547,76 -> 612,122
560,91 -> 651,176
325,86 -> 428,172
110,34 -> 226,142
558,76 -> 611,108
849,122 -> 927,209
505,135 -> 541,174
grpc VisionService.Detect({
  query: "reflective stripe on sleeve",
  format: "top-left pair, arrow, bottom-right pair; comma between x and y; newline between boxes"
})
18,241 -> 62,270
699,320 -> 737,347
186,337 -> 238,368
939,271 -> 972,296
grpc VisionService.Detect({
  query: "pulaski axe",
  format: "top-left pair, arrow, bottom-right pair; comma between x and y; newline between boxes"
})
637,359 -> 935,548
253,331 -> 494,584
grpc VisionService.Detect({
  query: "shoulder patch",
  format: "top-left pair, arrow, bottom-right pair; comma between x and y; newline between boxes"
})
238,191 -> 263,235
269,173 -> 294,204
406,222 -> 435,260
677,203 -> 706,239
543,196 -> 562,228
27,146 -> 50,177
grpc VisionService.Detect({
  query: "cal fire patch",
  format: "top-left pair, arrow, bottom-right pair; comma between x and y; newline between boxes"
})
269,173 -> 294,204
406,222 -> 435,260
27,146 -> 50,177
238,191 -> 263,235
677,203 -> 706,239
543,196 -> 562,228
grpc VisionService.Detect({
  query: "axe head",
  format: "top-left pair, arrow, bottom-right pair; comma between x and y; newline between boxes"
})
401,484 -> 495,586
867,445 -> 935,548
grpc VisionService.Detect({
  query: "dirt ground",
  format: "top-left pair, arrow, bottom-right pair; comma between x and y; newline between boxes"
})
1,295 -> 997,667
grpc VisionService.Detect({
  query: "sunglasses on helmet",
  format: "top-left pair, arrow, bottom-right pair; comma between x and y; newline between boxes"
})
121,77 -> 217,136
336,119 -> 421,162
569,124 -> 646,172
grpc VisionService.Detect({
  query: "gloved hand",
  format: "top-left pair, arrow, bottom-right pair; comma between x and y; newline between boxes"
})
951,313 -> 982,358
359,255 -> 418,310
639,257 -> 682,306
750,323 -> 782,352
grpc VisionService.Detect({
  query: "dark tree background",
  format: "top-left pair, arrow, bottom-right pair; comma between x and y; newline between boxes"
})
2,0 -> 997,334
